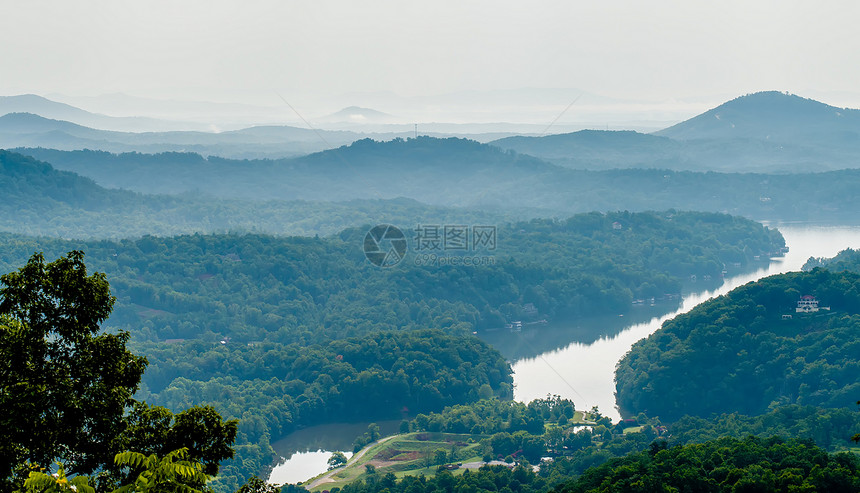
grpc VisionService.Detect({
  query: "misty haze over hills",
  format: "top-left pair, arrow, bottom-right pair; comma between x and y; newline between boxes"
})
5,90 -> 860,227
0,111 -> 368,158
0,94 -> 206,132
4,91 -> 860,171
45,88 -> 694,132
10,136 -> 860,229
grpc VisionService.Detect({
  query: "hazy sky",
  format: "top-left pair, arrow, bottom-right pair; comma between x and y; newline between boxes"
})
2,1 -> 859,120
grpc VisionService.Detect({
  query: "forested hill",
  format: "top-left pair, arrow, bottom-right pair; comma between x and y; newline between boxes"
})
0,148 -> 130,210
616,269 -> 860,421
804,247 -> 860,272
0,211 -> 782,346
555,436 -> 860,493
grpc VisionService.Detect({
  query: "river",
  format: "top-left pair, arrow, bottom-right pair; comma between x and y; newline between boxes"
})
508,224 -> 860,421
269,223 -> 860,484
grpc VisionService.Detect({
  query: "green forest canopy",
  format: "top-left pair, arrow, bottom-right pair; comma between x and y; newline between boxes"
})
616,269 -> 860,421
0,210 -> 783,346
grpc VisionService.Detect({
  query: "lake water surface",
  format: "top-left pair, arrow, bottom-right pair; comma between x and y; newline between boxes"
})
268,420 -> 400,484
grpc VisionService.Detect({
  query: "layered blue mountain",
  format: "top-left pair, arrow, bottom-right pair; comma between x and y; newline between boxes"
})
492,91 -> 860,172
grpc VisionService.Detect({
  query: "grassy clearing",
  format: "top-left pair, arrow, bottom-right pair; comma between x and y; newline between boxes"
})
307,432 -> 487,490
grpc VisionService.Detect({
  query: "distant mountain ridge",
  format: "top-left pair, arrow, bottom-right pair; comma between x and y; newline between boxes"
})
0,148 -> 116,209
6,90 -> 860,171
0,112 -> 364,158
0,94 -> 202,132
491,130 -> 682,169
492,91 -> 860,172
15,137 -> 560,206
0,148 -> 530,238
14,136 -> 860,223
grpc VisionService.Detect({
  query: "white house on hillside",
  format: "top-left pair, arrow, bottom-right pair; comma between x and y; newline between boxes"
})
796,295 -> 830,313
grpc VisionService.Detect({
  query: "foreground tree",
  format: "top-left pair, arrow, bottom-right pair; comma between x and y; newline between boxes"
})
0,251 -> 147,483
0,252 -> 237,491
113,448 -> 208,493
23,463 -> 96,493
116,402 -> 238,479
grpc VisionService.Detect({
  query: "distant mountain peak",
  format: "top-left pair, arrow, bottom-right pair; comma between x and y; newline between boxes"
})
716,91 -> 835,111
655,91 -> 860,141
318,106 -> 396,123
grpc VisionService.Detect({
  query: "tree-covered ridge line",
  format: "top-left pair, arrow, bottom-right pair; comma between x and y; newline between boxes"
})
2,147 -> 538,239
13,140 -> 860,224
0,211 -> 781,345
669,405 -> 860,452
615,269 -> 860,421
14,139 -> 558,201
804,247 -> 860,273
409,399 -> 860,454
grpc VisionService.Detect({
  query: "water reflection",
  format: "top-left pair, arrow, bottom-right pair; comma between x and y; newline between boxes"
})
479,300 -> 682,361
268,420 -> 400,485
269,450 -> 351,485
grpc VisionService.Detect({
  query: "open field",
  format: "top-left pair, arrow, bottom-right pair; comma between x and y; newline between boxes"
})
305,432 -> 487,490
